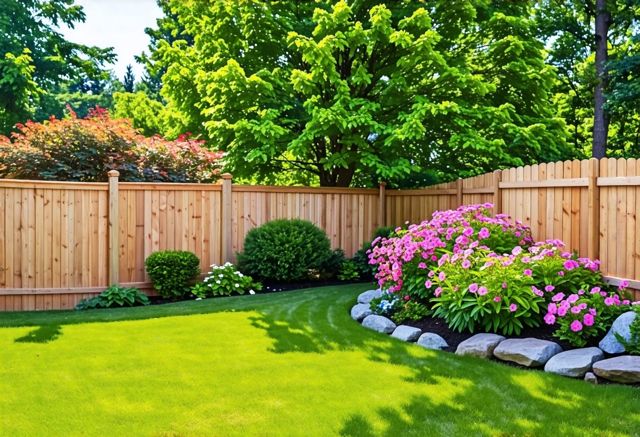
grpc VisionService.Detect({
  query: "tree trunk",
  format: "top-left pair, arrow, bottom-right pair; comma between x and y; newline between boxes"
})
592,0 -> 610,159
318,166 -> 356,187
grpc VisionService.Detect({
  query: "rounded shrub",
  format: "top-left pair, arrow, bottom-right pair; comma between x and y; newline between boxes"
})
237,219 -> 332,282
145,250 -> 201,298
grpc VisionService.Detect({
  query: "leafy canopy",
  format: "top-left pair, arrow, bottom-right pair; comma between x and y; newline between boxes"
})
148,0 -> 570,186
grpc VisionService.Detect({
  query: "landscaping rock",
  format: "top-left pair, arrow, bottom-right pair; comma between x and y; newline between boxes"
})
357,289 -> 383,304
543,347 -> 604,378
598,311 -> 637,354
455,333 -> 505,359
584,372 -> 598,384
361,315 -> 396,334
417,333 -> 448,350
493,338 -> 562,367
391,325 -> 422,342
592,355 -> 640,384
350,304 -> 372,322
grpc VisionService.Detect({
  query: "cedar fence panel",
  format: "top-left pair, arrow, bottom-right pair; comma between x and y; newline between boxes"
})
2,157 -> 640,311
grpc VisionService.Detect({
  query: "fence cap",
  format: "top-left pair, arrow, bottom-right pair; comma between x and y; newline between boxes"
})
221,173 -> 233,180
107,170 -> 120,178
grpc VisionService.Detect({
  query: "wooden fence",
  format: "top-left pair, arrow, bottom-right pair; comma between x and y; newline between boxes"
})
1,157 -> 639,311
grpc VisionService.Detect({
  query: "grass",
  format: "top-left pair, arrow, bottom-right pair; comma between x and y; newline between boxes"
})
0,284 -> 639,437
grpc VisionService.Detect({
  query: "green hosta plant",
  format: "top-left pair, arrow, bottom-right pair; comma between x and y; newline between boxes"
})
192,262 -> 262,298
76,285 -> 150,310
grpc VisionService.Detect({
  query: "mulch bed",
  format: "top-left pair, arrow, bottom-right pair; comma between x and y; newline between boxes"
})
404,316 -> 599,352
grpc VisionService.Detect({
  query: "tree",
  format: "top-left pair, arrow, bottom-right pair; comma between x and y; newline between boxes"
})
147,0 -> 570,186
593,0 -> 610,158
123,64 -> 136,92
0,0 -> 114,133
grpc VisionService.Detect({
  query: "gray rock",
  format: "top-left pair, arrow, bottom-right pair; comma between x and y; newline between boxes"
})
593,355 -> 640,383
456,333 -> 505,359
350,304 -> 372,322
584,372 -> 598,384
391,325 -> 422,342
357,289 -> 384,304
417,333 -> 449,350
361,315 -> 396,334
598,311 -> 637,354
493,338 -> 562,367
543,347 -> 604,378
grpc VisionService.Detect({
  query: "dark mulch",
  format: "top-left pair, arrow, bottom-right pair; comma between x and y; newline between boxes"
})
405,316 -> 599,352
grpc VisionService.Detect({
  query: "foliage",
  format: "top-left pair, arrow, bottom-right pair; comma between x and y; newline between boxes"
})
145,0 -> 570,186
337,259 -> 360,281
616,305 -> 640,355
370,291 -> 429,324
123,65 -> 136,93
237,219 -> 333,282
75,285 -> 149,310
191,262 -> 261,298
323,249 -> 347,280
0,107 -> 222,182
112,91 -> 170,137
0,0 -> 114,133
145,250 -> 201,299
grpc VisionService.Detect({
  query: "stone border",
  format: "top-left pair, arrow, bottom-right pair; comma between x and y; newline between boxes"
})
352,290 -> 640,385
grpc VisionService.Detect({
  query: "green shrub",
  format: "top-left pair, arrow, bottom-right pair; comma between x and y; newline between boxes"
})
370,291 -> 429,324
76,285 -> 149,310
615,306 -> 640,354
192,262 -> 262,297
237,219 -> 333,282
145,250 -> 201,298
322,249 -> 346,279
338,259 -> 360,281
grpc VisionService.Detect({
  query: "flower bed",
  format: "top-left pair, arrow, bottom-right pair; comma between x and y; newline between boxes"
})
367,204 -> 638,348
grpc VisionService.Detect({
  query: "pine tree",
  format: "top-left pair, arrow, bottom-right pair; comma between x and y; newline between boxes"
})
123,64 -> 135,93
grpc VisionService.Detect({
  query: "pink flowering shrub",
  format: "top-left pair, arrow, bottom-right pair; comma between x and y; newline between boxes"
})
369,203 -> 531,300
369,203 -> 637,343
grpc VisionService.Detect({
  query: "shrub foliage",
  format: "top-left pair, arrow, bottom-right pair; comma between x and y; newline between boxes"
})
145,250 -> 201,299
76,285 -> 149,310
238,219 -> 333,282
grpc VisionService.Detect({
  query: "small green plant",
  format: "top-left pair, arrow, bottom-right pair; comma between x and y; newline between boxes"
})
192,262 -> 262,298
76,285 -> 150,310
616,306 -> 640,355
369,291 -> 428,324
145,250 -> 201,299
237,219 -> 333,282
337,259 -> 360,281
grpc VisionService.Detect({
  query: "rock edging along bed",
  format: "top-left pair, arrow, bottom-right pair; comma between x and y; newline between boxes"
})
352,289 -> 640,385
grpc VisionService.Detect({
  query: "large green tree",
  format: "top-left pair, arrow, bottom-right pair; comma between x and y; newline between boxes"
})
145,0 -> 570,187
0,0 -> 114,133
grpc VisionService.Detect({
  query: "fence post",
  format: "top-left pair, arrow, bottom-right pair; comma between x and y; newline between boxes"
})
492,170 -> 502,214
107,170 -> 120,286
587,158 -> 600,260
221,173 -> 233,263
456,178 -> 463,206
378,181 -> 386,227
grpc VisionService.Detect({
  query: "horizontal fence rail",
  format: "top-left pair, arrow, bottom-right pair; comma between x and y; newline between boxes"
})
1,157 -> 639,311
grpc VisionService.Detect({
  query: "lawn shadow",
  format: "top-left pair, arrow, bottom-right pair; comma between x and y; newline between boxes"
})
15,324 -> 62,343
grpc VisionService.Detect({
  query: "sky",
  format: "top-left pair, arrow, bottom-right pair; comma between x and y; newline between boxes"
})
59,0 -> 163,81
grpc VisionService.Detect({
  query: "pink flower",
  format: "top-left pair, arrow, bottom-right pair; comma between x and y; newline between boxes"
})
558,271 -> 565,277
462,259 -> 471,269
493,296 -> 502,302
570,320 -> 583,332
547,303 -> 558,315
425,280 -> 432,288
544,285 -> 555,292
469,283 -> 479,293
567,294 -> 579,304
478,227 -> 490,239
434,287 -> 442,297
604,297 -> 615,306
418,262 -> 427,269
563,260 -> 579,270
438,271 -> 446,281
512,246 -> 523,256
557,306 -> 568,317
544,313 -> 556,325
583,313 -> 594,326
531,286 -> 543,297
509,303 -> 518,312
552,292 -> 565,302
404,295 -> 411,301
523,269 -> 532,277
502,282 -> 508,289
571,306 -> 582,314
478,286 -> 488,296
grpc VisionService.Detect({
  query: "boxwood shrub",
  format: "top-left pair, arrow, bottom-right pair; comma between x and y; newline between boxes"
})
237,219 -> 333,282
145,250 -> 201,298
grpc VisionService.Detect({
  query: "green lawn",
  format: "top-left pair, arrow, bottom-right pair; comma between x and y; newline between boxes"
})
1,284 -> 639,436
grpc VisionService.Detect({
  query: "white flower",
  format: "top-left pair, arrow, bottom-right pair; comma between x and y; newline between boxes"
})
204,277 -> 209,282
218,274 -> 224,278
234,283 -> 240,287
249,290 -> 255,295
195,297 -> 203,301
216,280 -> 221,284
